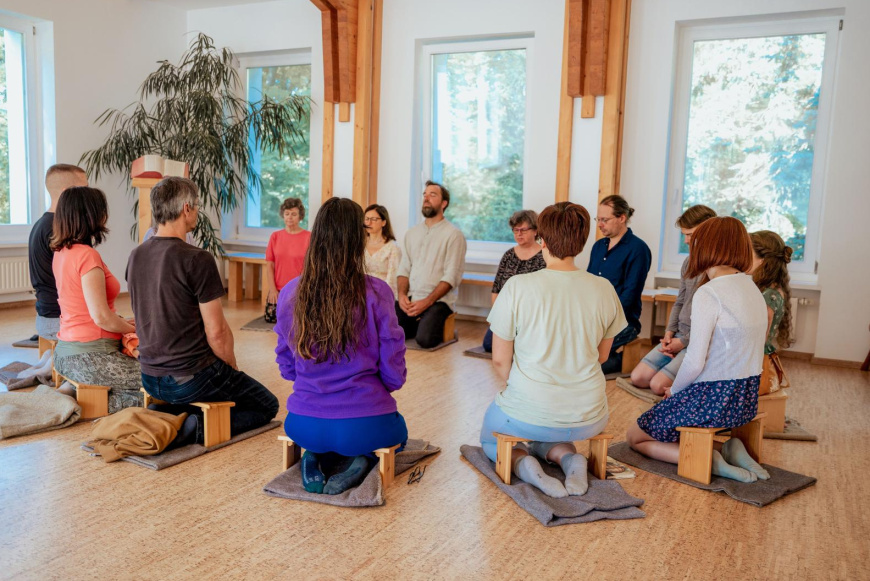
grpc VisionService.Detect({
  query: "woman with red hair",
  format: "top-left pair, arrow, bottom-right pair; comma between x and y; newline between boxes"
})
626,217 -> 769,482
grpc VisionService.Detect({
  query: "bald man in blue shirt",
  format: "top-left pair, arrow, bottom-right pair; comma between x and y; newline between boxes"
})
587,195 -> 651,374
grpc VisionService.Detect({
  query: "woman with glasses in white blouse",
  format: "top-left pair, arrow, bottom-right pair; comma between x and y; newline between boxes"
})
364,204 -> 402,299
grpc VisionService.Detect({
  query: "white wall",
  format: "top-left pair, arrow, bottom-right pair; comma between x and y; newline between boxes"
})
0,0 -> 188,294
186,0 -> 328,226
622,0 -> 870,363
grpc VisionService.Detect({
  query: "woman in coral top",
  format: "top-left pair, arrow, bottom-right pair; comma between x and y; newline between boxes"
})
51,187 -> 142,413
265,197 -> 311,304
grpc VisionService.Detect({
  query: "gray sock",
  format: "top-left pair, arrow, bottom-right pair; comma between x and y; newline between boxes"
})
560,453 -> 589,496
711,450 -> 757,483
514,455 -> 568,498
722,438 -> 770,480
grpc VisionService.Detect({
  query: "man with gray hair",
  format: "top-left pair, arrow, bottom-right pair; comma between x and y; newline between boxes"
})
126,177 -> 278,445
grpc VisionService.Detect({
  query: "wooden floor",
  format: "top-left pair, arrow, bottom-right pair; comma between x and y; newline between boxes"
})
1,297 -> 869,580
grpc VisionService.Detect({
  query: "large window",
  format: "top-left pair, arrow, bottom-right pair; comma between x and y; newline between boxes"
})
236,53 -> 311,238
422,38 -> 530,244
663,16 -> 840,277
0,20 -> 33,230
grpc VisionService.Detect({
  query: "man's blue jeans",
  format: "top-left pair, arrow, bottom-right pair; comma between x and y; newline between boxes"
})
601,324 -> 640,375
142,359 -> 279,438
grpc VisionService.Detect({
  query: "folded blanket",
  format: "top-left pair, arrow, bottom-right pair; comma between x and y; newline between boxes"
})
86,407 -> 188,462
0,351 -> 55,390
0,385 -> 81,439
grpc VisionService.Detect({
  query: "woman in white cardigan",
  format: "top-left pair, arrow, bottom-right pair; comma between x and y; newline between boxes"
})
626,217 -> 769,482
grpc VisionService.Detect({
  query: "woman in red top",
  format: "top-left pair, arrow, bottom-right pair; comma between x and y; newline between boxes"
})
265,197 -> 311,304
51,187 -> 142,413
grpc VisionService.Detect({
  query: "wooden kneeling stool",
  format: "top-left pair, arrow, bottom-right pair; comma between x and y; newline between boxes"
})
620,338 -> 647,374
676,412 -> 767,485
140,389 -> 235,447
757,391 -> 788,433
443,313 -> 456,343
54,374 -> 111,420
493,432 -> 614,485
278,436 -> 401,488
38,337 -> 58,358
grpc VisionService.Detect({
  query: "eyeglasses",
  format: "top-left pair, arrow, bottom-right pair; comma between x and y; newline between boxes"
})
407,465 -> 426,484
595,216 -> 615,224
512,227 -> 535,234
364,217 -> 383,223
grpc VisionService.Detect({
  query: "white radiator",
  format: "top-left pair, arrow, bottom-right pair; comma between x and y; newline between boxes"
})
789,297 -> 799,343
0,256 -> 31,294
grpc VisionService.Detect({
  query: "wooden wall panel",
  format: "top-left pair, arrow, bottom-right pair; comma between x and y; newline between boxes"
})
585,0 -> 611,96
311,0 -> 341,103
566,0 -> 588,98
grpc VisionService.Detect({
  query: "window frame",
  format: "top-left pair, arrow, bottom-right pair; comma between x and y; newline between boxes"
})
661,14 -> 841,281
418,36 -> 533,264
223,50 -> 313,246
0,13 -> 44,243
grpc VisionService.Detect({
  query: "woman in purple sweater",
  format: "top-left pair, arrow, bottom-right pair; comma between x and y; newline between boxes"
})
275,197 -> 408,495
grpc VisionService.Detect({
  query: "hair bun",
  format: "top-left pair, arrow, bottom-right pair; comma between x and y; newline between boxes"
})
783,246 -> 793,264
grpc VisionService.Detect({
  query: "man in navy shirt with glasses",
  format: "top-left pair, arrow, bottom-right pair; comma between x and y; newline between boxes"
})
587,195 -> 651,374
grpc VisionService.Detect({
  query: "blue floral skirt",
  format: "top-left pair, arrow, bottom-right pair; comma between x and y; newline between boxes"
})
637,375 -> 760,443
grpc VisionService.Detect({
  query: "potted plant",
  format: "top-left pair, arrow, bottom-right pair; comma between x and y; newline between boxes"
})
81,33 -> 310,255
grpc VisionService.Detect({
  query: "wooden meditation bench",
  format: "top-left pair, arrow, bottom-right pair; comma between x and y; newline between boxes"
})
53,373 -> 112,421
278,436 -> 401,490
676,412 -> 766,485
141,389 -> 235,447
224,252 -> 268,305
493,432 -> 614,485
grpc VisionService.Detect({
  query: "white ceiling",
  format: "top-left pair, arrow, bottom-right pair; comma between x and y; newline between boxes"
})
146,0 -> 275,11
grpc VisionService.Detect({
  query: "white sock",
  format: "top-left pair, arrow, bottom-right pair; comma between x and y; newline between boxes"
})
514,455 -> 568,498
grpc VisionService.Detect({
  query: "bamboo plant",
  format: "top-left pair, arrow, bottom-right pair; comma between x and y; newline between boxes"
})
81,33 -> 310,255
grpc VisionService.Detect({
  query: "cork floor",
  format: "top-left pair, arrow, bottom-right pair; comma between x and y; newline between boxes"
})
1,297 -> 868,580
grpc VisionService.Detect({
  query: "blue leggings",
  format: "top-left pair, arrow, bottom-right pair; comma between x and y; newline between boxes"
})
284,411 -> 408,457
479,401 -> 608,463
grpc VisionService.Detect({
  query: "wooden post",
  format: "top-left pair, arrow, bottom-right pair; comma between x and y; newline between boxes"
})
131,177 -> 161,243
352,0 -> 374,207
367,0 -> 384,203
555,0 -> 575,203
597,0 -> 630,203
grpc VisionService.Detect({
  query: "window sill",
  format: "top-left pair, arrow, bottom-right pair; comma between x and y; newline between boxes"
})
655,271 -> 821,291
0,242 -> 28,249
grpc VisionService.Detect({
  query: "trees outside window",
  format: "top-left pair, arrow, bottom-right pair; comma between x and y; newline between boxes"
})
664,16 -> 840,276
425,41 -> 528,244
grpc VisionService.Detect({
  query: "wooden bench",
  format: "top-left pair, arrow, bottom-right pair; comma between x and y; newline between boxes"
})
493,432 -> 614,485
141,389 -> 235,447
619,338 -> 648,374
443,313 -> 456,343
53,372 -> 111,420
225,252 -> 268,305
278,436 -> 401,488
461,272 -> 495,287
676,412 -> 766,485
757,391 -> 788,433
38,337 -> 57,358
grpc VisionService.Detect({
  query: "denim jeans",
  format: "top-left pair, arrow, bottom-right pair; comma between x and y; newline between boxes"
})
601,324 -> 640,375
479,401 -> 608,463
141,359 -> 279,437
